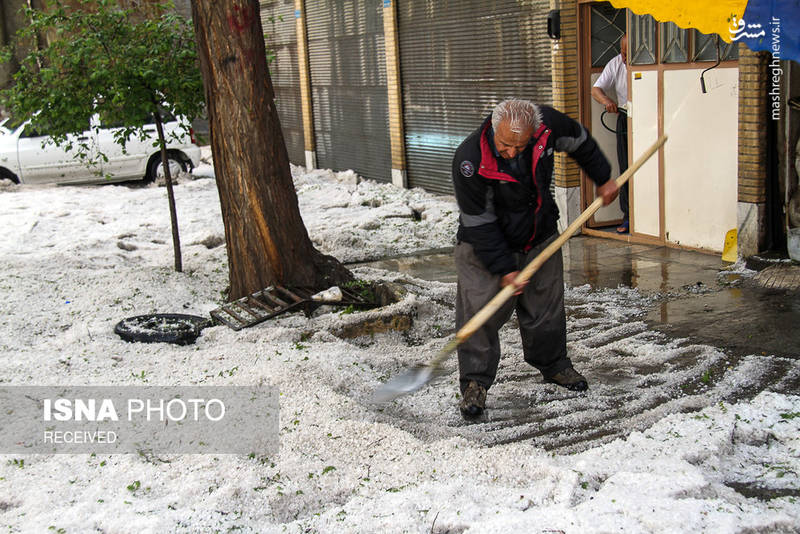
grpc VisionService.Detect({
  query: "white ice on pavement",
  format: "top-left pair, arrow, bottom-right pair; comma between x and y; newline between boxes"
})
0,161 -> 797,533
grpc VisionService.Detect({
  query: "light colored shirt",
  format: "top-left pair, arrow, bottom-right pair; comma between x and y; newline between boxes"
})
593,53 -> 627,106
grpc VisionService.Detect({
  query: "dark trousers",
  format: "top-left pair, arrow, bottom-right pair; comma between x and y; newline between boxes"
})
454,235 -> 571,393
617,112 -> 629,220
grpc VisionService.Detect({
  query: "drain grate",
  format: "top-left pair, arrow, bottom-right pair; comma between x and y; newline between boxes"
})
210,285 -> 375,331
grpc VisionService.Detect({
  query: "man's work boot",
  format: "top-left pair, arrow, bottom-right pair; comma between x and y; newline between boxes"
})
459,380 -> 487,418
544,367 -> 588,392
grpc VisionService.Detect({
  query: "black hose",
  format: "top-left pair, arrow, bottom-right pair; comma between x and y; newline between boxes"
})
600,107 -> 627,134
700,35 -> 722,93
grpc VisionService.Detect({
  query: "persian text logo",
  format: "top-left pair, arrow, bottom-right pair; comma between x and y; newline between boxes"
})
729,16 -> 766,41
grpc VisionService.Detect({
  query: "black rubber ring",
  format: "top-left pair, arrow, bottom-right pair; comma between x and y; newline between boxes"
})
114,313 -> 210,345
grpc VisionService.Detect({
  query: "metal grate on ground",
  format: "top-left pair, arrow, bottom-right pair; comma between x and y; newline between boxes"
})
210,285 -> 375,331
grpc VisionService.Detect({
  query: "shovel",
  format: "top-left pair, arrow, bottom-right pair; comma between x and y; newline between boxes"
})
370,134 -> 668,404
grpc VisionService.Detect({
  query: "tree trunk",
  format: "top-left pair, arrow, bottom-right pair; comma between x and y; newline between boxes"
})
0,1 -> 14,93
190,0 -> 352,300
153,109 -> 182,272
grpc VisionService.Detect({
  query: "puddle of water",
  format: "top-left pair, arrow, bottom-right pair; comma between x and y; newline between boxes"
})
354,252 -> 457,283
647,287 -> 800,360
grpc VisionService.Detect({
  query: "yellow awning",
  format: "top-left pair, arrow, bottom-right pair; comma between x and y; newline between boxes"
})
608,0 -> 748,42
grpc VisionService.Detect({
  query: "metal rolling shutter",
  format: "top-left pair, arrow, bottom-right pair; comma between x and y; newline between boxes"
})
260,0 -> 305,166
306,0 -> 391,183
398,0 -> 552,194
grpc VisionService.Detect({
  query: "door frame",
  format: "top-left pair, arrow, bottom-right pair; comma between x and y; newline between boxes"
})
578,1 -> 626,230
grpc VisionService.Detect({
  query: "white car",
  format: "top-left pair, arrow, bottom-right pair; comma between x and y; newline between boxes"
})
0,113 -> 201,185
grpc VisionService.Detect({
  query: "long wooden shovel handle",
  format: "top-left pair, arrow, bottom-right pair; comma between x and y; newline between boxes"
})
454,134 -> 668,344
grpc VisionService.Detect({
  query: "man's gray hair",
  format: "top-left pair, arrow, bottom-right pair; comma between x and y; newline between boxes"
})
491,98 -> 542,134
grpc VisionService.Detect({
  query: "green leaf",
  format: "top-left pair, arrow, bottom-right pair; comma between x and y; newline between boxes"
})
1,0 -> 205,160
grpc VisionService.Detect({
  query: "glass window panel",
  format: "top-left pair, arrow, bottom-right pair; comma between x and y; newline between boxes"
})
20,125 -> 48,139
693,30 -> 739,61
630,13 -> 656,65
591,2 -> 626,68
660,22 -> 688,63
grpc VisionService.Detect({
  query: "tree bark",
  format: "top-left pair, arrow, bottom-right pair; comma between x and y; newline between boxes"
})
153,109 -> 182,272
0,0 -> 22,92
191,0 -> 352,300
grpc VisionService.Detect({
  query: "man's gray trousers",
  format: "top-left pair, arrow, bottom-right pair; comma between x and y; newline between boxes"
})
455,234 -> 572,393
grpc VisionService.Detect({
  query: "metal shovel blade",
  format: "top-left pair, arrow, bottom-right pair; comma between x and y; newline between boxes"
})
369,365 -> 437,403
369,340 -> 459,404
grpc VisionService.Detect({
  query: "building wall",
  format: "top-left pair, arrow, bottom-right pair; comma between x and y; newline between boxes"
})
551,0 -> 581,190
738,48 -> 769,204
737,46 -> 770,256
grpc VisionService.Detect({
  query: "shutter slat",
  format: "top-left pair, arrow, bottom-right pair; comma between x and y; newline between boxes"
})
261,0 -> 305,166
306,0 -> 391,184
398,0 -> 553,194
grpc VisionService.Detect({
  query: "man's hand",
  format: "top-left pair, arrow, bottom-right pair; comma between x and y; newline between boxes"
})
591,87 -> 618,114
596,180 -> 620,206
501,271 -> 528,296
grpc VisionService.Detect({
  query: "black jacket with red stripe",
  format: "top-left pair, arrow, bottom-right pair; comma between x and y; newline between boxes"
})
452,105 -> 611,275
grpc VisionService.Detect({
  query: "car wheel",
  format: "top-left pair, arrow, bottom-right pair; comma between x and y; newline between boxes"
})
0,168 -> 19,184
146,153 -> 188,183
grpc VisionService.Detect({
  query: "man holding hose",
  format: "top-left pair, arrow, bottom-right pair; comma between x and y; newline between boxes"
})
452,98 -> 618,418
592,34 -> 629,233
